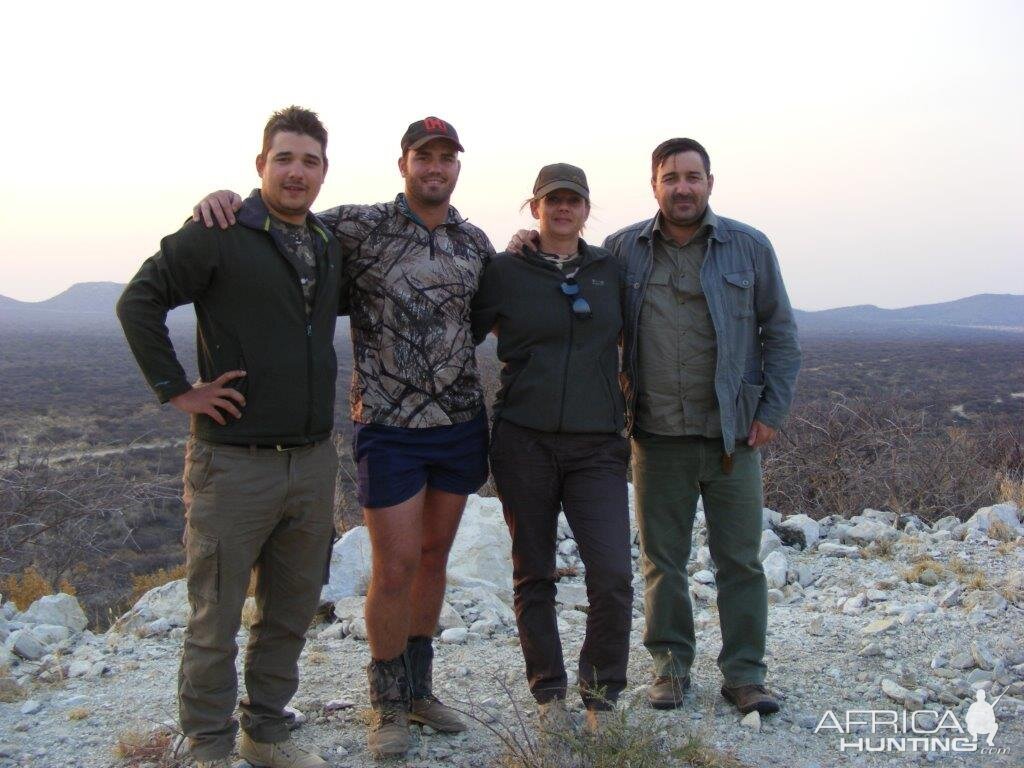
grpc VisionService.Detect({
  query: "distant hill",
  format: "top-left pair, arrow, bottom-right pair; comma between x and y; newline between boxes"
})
1,283 -> 1022,339
794,293 -> 1024,337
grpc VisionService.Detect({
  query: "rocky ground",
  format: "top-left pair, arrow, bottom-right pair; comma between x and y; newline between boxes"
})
2,494 -> 1023,767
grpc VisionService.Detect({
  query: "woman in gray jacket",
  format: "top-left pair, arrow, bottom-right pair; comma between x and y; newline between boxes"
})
471,164 -> 631,734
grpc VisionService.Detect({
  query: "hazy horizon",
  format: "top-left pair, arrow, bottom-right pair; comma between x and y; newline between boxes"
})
2,1 -> 1022,311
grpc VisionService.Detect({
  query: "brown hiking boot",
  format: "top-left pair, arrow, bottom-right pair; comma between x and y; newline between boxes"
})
646,674 -> 691,709
237,732 -> 327,767
367,655 -> 412,758
406,635 -> 466,732
721,683 -> 781,715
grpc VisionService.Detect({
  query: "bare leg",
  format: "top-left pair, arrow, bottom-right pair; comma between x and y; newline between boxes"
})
363,487 -> 426,660
408,487 -> 468,637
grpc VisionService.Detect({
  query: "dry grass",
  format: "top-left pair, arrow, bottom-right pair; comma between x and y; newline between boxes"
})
128,564 -> 186,605
858,539 -> 895,560
964,572 -> 989,591
0,676 -> 25,703
674,735 -> 751,768
998,475 -> 1024,509
113,728 -> 187,767
67,706 -> 90,720
0,566 -> 76,610
986,519 -> 1016,543
902,556 -> 946,584
996,539 -> 1024,555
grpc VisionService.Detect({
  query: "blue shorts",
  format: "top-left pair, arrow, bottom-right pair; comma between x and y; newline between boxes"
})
352,410 -> 489,509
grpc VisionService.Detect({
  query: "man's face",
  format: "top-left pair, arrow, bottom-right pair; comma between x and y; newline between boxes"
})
399,138 -> 461,207
652,150 -> 714,229
530,189 -> 590,239
256,131 -> 327,221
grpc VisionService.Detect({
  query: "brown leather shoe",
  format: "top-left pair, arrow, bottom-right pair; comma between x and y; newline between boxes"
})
720,683 -> 780,715
646,674 -> 691,709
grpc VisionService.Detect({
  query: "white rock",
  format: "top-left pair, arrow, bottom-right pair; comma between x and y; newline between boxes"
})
559,609 -> 588,626
348,618 -> 368,640
469,619 -> 500,635
696,546 -> 713,570
690,583 -> 717,602
842,520 -> 897,546
557,513 -> 573,540
439,627 -> 468,644
436,601 -> 465,632
318,622 -> 346,641
331,596 -> 366,624
759,530 -> 783,561
861,508 -> 897,525
456,586 -> 516,626
8,629 -> 46,661
965,503 -> 1022,536
321,526 -> 373,604
67,660 -> 92,678
19,594 -> 87,633
762,508 -> 782,530
881,678 -> 910,703
797,565 -> 818,587
741,710 -> 761,731
555,582 -> 589,608
557,538 -> 578,556
137,618 -> 172,638
762,551 -> 788,590
29,624 -> 70,647
818,543 -> 860,558
116,579 -> 190,631
778,514 -> 820,545
20,699 -> 42,715
693,570 -> 716,585
842,595 -> 867,616
447,495 -> 513,590
861,618 -> 898,635
938,584 -> 962,608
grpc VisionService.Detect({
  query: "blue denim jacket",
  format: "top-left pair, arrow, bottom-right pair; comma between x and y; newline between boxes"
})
604,208 -> 801,452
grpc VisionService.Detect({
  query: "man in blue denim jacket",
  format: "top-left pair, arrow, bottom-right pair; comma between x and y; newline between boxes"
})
603,138 -> 801,716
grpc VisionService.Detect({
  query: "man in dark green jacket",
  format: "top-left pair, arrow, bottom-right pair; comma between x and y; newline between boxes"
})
116,106 -> 342,768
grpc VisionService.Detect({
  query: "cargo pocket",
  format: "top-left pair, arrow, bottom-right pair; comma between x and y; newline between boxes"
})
182,440 -> 216,506
186,529 -> 220,604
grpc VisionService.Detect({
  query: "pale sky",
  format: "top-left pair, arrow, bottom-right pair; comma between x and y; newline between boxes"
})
1,0 -> 1021,310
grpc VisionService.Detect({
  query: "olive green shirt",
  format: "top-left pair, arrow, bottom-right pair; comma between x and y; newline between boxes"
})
635,208 -> 721,437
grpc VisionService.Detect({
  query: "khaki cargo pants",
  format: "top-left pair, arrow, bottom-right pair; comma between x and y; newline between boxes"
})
179,438 -> 337,761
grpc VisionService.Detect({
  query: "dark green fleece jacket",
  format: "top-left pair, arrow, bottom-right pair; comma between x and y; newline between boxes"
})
116,191 -> 347,446
471,240 -> 625,434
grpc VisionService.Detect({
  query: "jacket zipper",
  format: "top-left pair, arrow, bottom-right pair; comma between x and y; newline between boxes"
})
558,310 -> 574,432
304,322 -> 313,440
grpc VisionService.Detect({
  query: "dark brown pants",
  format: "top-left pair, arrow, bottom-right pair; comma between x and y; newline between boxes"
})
179,438 -> 337,761
489,419 -> 632,709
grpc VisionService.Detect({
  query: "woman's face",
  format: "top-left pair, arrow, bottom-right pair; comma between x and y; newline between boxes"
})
530,189 -> 590,239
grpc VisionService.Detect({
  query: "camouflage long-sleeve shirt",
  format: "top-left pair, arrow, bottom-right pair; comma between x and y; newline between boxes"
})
318,194 -> 494,428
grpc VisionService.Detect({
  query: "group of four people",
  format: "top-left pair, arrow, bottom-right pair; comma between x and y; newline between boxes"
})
117,107 -> 801,767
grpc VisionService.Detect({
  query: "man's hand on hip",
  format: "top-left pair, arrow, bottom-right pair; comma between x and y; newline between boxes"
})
192,190 -> 244,229
747,420 -> 776,448
170,370 -> 247,425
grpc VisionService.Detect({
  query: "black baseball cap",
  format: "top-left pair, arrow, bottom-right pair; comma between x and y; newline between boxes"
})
532,163 -> 590,201
401,116 -> 465,153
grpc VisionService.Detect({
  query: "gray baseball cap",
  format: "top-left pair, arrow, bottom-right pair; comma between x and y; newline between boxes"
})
532,163 -> 589,201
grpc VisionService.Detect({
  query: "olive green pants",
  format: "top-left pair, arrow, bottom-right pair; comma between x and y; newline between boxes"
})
179,438 -> 337,761
631,432 -> 767,686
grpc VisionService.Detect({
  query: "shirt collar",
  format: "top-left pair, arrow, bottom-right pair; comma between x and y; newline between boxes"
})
652,206 -> 718,247
394,193 -> 467,227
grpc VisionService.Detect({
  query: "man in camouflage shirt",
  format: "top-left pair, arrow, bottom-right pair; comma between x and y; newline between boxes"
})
194,117 -> 494,759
